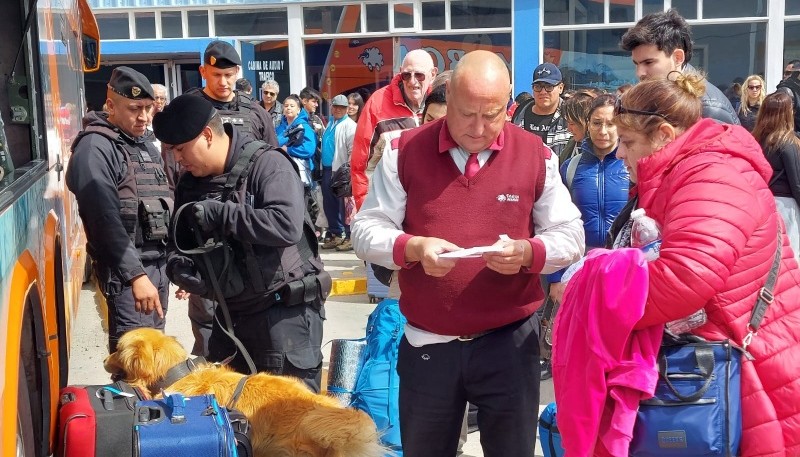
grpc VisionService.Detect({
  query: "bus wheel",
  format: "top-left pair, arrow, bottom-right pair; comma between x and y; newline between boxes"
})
16,367 -> 35,457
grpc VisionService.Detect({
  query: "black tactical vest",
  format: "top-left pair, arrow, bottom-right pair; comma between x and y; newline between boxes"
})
73,125 -> 173,247
186,89 -> 255,136
173,141 -> 330,310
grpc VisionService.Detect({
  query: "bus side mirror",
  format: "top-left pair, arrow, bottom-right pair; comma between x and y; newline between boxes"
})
78,0 -> 101,72
82,35 -> 99,72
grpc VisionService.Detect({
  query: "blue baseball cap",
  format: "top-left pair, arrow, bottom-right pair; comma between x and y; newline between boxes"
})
532,63 -> 562,85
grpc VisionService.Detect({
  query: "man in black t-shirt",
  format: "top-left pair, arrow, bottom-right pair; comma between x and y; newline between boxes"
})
511,63 -> 572,157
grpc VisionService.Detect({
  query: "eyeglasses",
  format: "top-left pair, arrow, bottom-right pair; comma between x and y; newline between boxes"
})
154,96 -> 166,101
614,97 -> 670,122
401,71 -> 427,83
263,91 -> 276,96
747,85 -> 762,90
532,83 -> 559,93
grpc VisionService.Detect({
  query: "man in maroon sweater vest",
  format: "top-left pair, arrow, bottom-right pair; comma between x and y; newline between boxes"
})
352,51 -> 584,456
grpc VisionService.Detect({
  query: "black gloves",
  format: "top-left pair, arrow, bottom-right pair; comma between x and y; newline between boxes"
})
285,124 -> 305,147
166,256 -> 207,295
193,199 -> 225,232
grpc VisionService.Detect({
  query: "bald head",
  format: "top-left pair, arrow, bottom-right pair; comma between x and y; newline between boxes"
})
402,49 -> 435,69
446,51 -> 511,154
400,49 -> 437,109
451,50 -> 510,97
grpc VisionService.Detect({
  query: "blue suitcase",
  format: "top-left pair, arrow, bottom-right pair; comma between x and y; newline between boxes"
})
134,393 -> 238,457
538,402 -> 565,457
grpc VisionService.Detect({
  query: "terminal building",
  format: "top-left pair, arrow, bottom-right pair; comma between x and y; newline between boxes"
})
86,0 -> 800,115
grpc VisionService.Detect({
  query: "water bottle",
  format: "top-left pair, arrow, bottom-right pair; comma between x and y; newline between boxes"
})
630,208 -> 662,261
631,208 -> 707,333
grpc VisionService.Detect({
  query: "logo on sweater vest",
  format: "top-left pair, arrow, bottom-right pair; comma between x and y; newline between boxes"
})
496,193 -> 520,202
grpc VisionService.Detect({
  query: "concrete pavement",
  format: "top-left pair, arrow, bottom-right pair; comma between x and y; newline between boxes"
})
67,249 -> 551,456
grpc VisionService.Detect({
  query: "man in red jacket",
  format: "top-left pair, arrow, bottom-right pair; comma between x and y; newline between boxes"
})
352,50 -> 584,456
351,49 -> 437,209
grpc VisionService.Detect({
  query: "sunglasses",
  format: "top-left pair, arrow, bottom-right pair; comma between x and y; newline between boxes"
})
614,97 -> 670,122
532,83 -> 559,93
263,90 -> 276,96
747,85 -> 762,90
401,71 -> 427,83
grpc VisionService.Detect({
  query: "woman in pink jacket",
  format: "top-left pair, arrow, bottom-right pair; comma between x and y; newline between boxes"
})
612,72 -> 800,456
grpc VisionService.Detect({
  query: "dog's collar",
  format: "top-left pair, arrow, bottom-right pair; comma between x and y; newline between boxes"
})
151,356 -> 206,392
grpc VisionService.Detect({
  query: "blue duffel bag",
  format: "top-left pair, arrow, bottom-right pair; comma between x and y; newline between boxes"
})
538,402 -> 565,457
630,336 -> 742,456
134,393 -> 239,457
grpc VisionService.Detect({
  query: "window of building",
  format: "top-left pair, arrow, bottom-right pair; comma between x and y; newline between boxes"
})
783,21 -> 800,72
365,4 -> 389,32
135,12 -> 156,39
215,9 -> 288,36
691,22 -> 766,87
451,0 -> 511,29
393,3 -> 414,29
97,13 -> 130,40
304,5 -> 361,34
543,28 -> 636,91
790,3 -> 800,15
249,41 -> 290,105
187,10 -> 209,37
704,1 -> 766,19
421,1 -> 446,30
609,1 -> 634,23
160,11 -> 182,39
305,38 -> 392,108
671,0 -> 697,20
544,0 -> 603,26
642,0 -> 664,16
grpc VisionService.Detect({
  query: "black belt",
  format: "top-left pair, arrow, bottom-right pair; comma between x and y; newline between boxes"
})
457,329 -> 494,341
456,315 -> 533,342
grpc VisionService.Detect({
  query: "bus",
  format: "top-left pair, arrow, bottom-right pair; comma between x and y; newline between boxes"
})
0,0 -> 99,455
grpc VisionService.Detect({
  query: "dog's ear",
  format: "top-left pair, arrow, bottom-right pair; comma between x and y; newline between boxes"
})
104,351 -> 125,377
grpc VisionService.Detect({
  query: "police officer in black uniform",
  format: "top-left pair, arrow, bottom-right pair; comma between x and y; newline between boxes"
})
154,95 -> 330,392
66,66 -> 171,353
188,41 -> 277,146
166,41 -> 280,357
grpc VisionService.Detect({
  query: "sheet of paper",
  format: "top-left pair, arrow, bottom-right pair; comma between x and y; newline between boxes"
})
438,245 -> 504,259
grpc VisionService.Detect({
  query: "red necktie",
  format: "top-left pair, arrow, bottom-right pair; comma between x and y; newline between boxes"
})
465,153 -> 480,179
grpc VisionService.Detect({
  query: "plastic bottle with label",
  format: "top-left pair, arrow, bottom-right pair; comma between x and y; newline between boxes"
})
630,208 -> 706,334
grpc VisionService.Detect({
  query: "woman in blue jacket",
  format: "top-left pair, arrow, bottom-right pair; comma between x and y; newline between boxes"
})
549,94 -> 630,302
276,94 -> 317,186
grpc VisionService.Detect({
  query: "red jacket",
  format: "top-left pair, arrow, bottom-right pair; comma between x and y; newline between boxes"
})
351,74 -> 424,209
636,118 -> 800,456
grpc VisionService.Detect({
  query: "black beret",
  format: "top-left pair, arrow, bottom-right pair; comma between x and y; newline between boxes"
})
152,95 -> 217,145
108,66 -> 154,100
204,41 -> 241,69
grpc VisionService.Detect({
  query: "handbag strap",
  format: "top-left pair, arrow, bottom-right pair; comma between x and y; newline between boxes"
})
743,229 -> 782,351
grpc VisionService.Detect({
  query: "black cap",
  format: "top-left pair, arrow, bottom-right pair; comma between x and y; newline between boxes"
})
152,94 -> 217,145
204,41 -> 241,69
108,66 -> 154,100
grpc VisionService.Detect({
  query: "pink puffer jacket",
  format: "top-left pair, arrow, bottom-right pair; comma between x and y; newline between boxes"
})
635,118 -> 800,456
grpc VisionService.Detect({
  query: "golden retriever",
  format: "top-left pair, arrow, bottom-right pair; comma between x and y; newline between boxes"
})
105,328 -> 386,457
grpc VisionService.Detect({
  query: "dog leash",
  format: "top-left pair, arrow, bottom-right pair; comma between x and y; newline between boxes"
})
180,201 -> 258,375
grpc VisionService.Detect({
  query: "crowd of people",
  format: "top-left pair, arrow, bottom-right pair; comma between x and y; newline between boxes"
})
64,6 -> 800,456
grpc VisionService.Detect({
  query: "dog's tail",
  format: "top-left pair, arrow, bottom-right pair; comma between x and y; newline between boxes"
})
300,406 -> 390,457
